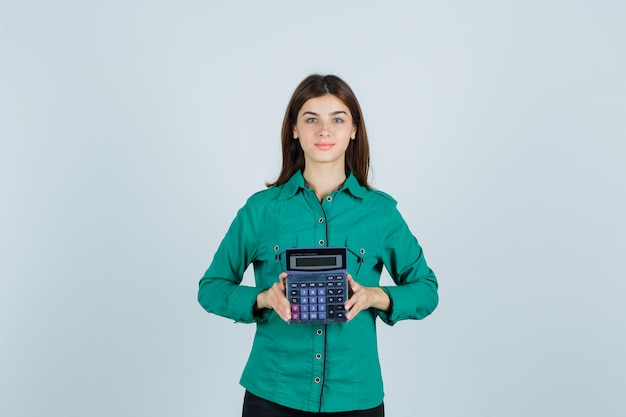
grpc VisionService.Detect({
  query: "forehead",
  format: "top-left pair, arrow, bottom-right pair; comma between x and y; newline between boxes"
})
299,94 -> 350,114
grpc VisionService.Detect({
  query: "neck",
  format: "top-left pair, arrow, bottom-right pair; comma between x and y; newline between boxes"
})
303,164 -> 346,201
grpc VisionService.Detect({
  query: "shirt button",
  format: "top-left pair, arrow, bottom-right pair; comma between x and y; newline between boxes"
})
325,196 -> 333,202
360,248 -> 365,255
318,217 -> 324,223
315,353 -> 322,360
274,245 -> 280,252
316,329 -> 323,336
318,239 -> 325,246
314,377 -> 321,383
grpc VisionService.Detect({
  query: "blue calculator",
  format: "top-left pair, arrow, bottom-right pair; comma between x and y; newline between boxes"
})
285,247 -> 348,324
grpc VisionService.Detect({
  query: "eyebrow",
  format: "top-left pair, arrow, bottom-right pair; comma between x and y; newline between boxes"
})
301,110 -> 348,117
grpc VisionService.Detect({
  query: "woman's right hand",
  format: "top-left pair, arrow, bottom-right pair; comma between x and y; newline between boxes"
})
255,272 -> 291,322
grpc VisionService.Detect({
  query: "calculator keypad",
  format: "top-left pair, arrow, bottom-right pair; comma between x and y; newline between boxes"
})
286,273 -> 348,323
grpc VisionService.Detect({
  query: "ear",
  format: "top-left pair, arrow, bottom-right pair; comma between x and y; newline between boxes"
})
351,125 -> 357,140
292,125 -> 298,139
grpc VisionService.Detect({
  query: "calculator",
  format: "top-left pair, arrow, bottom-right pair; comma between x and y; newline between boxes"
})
285,247 -> 348,324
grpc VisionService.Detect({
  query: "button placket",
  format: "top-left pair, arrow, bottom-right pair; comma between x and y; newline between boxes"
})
311,327 -> 325,397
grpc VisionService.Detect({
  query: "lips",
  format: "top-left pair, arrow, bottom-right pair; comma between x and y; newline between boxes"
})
315,143 -> 334,150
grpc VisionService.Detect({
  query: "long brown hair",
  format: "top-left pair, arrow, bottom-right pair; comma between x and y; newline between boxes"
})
267,74 -> 371,188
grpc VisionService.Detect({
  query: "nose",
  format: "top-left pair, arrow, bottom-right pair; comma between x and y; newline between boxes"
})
319,120 -> 330,137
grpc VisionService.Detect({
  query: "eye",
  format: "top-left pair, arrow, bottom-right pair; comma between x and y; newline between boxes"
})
305,117 -> 317,123
333,117 -> 345,124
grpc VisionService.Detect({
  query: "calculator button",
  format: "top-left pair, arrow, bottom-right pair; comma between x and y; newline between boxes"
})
286,273 -> 348,323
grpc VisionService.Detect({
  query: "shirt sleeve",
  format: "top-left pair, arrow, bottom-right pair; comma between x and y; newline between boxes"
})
197,201 -> 272,324
377,206 -> 439,325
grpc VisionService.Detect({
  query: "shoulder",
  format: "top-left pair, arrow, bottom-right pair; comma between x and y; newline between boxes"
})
243,185 -> 283,207
361,187 -> 398,208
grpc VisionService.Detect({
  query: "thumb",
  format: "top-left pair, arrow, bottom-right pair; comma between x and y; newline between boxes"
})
347,274 -> 360,291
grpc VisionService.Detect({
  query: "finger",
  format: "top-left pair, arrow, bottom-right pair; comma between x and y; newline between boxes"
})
278,272 -> 289,291
344,289 -> 361,314
345,301 -> 362,321
268,282 -> 291,321
348,275 -> 361,290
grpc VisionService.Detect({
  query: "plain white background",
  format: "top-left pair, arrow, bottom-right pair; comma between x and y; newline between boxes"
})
1,1 -> 625,416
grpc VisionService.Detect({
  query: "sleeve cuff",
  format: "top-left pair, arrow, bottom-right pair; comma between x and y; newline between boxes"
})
228,286 -> 272,324
377,285 -> 419,325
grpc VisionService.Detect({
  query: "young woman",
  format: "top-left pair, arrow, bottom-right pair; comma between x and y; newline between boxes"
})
198,74 -> 438,417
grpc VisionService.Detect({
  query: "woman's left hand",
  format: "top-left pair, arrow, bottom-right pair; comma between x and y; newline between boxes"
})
344,274 -> 391,321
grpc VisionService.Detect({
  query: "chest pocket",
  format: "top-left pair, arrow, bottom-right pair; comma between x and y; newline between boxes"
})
255,235 -> 296,287
345,235 -> 383,285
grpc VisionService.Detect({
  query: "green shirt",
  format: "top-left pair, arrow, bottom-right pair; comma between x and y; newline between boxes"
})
198,171 -> 438,413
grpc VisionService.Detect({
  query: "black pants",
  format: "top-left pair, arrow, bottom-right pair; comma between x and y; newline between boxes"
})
242,391 -> 384,417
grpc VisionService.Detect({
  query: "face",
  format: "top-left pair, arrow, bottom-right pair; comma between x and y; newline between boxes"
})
292,94 -> 357,168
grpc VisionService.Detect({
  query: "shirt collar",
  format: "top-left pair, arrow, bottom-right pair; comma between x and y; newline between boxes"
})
278,170 -> 367,200
341,171 -> 368,199
278,170 -> 306,200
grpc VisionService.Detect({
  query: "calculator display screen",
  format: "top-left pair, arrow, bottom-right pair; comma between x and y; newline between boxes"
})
286,247 -> 347,272
293,255 -> 341,269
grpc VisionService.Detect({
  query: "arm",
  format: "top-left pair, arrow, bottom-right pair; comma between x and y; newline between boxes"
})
377,206 -> 439,325
197,202 -> 271,324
